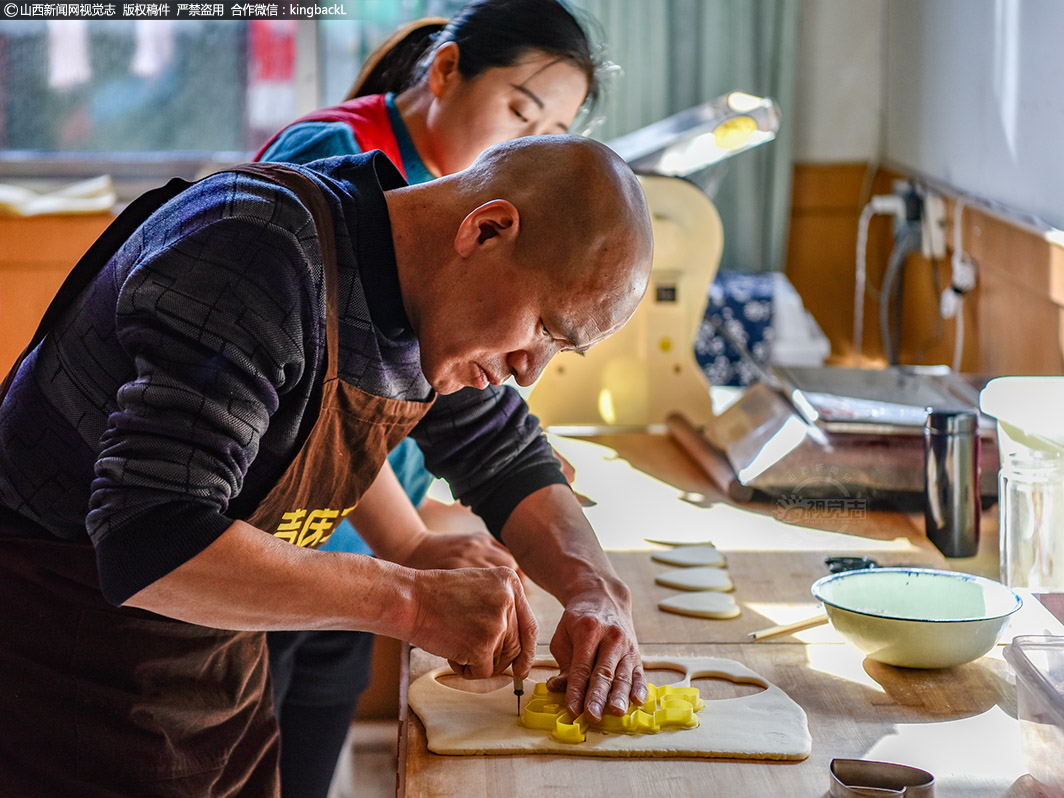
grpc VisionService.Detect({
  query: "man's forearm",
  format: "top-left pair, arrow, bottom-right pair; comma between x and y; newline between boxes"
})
125,519 -> 418,636
499,483 -> 628,606
126,518 -> 538,679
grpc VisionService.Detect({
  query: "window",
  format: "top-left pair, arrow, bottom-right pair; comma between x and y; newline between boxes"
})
0,5 -> 463,178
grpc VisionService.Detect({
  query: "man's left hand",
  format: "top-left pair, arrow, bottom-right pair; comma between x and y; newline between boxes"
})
544,583 -> 647,723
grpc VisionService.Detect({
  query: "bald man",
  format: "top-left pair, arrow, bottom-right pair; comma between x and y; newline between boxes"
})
0,136 -> 652,796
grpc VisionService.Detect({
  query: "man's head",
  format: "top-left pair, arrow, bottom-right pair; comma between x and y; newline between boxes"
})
389,135 -> 653,395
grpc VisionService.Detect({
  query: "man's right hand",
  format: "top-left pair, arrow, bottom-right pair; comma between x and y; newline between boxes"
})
408,566 -> 537,681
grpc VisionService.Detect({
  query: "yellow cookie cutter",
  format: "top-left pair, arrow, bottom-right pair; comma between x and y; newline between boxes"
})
520,681 -> 705,744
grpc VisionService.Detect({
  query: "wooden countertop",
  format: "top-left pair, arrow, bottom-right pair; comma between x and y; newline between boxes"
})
398,432 -> 1063,798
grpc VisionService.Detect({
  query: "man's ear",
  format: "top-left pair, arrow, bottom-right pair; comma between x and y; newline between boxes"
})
454,200 -> 520,258
428,42 -> 461,98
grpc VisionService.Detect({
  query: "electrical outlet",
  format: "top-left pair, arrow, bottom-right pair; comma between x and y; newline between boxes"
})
922,191 -> 947,260
952,255 -> 977,292
890,181 -> 947,260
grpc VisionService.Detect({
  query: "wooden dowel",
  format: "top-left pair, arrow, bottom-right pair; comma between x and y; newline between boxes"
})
748,610 -> 829,641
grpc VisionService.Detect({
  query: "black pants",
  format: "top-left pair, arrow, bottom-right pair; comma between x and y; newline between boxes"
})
267,629 -> 375,798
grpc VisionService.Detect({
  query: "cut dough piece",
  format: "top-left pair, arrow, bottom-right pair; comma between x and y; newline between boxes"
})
408,656 -> 811,759
644,538 -> 715,548
658,592 -> 740,619
655,566 -> 733,592
650,545 -> 725,568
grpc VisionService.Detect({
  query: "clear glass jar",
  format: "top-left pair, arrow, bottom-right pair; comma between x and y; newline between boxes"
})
1000,449 -> 1064,590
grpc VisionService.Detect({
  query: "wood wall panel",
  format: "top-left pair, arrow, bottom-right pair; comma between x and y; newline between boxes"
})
961,204 -> 1064,375
0,214 -> 113,373
786,163 -> 894,366
975,263 -> 1064,375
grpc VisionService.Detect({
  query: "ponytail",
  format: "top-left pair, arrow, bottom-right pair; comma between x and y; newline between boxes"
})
345,18 -> 447,100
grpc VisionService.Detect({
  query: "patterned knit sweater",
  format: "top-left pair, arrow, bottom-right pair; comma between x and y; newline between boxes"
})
0,153 -> 564,604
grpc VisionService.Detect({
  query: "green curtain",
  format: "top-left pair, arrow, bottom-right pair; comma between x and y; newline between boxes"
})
572,0 -> 798,273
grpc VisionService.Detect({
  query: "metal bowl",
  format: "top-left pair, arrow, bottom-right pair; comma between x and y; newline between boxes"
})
811,568 -> 1022,668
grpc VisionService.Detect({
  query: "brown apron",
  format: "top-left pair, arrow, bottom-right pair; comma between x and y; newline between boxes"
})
0,164 -> 431,797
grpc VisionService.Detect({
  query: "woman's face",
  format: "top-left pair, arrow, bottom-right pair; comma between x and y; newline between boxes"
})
424,45 -> 590,176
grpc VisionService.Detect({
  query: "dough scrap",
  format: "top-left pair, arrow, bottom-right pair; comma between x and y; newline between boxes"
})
408,656 -> 810,760
650,545 -> 726,568
655,566 -> 733,592
658,592 -> 741,619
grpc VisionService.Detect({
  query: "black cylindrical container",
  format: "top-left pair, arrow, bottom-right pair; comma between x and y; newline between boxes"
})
924,408 -> 981,557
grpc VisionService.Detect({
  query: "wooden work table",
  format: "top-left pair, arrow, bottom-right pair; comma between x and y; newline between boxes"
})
398,432 -> 1064,798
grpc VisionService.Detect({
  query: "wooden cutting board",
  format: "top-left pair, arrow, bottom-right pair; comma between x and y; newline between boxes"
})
407,656 -> 811,760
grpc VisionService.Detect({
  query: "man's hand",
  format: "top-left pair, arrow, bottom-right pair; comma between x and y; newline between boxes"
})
409,566 -> 537,681
545,583 -> 647,722
399,529 -> 520,573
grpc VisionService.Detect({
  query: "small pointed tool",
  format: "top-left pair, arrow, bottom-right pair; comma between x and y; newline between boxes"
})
512,672 -> 524,716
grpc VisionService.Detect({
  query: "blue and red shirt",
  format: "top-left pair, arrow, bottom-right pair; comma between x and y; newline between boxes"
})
257,93 -> 435,185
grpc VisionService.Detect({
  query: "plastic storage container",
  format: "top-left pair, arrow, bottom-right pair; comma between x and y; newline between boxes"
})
1003,635 -> 1064,794
980,377 -> 1064,465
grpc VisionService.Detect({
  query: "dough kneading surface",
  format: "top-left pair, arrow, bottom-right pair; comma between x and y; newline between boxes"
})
408,657 -> 810,760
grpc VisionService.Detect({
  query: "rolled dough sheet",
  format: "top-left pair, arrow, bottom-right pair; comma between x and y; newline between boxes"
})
408,657 -> 810,760
651,545 -> 726,568
655,566 -> 733,592
658,592 -> 741,619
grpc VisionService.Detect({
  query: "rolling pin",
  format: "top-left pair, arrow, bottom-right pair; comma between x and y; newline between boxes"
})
665,411 -> 754,502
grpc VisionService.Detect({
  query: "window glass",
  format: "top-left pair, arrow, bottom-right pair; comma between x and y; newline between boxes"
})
1,21 -> 249,153
0,5 -> 463,162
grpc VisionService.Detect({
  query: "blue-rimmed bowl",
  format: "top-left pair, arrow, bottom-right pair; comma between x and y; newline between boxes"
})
811,568 -> 1022,668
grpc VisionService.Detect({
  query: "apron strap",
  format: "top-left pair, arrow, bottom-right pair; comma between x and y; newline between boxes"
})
225,163 -> 341,382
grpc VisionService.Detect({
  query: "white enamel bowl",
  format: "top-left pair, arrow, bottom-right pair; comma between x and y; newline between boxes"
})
811,568 -> 1022,669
